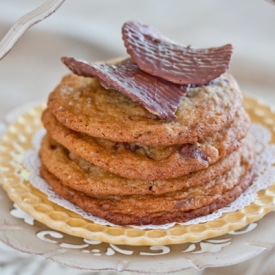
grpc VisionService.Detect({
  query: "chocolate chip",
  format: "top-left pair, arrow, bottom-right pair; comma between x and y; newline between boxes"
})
133,144 -> 141,152
114,142 -> 141,153
50,144 -> 57,150
113,142 -> 119,151
122,142 -> 131,151
148,181 -> 154,191
62,57 -> 188,120
123,20 -> 233,85
179,143 -> 208,161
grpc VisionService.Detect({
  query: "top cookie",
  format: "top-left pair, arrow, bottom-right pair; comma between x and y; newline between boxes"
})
48,73 -> 243,146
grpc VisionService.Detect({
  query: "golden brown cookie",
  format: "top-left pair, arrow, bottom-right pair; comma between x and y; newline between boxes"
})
42,107 -> 250,180
40,134 -> 243,196
47,72 -> 243,146
40,139 -> 255,225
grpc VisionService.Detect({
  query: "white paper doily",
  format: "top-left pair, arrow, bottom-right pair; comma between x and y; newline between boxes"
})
23,123 -> 275,230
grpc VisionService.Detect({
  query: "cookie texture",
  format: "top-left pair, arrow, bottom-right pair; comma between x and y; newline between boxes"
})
40,134 -> 244,196
42,107 -> 250,180
40,58 -> 255,226
47,73 -> 243,146
61,57 -> 188,120
40,137 -> 255,225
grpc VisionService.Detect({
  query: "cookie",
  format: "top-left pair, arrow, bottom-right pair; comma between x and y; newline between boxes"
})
40,134 -> 243,196
47,72 -> 243,146
61,57 -> 188,120
40,138 -> 255,225
42,107 -> 250,180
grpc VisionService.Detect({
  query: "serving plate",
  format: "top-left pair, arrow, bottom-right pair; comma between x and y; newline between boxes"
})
1,97 -> 275,246
0,97 -> 275,272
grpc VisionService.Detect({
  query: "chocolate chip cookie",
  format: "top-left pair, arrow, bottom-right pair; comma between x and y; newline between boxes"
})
48,73 -> 243,146
40,136 -> 255,225
40,134 -> 244,196
42,107 -> 249,180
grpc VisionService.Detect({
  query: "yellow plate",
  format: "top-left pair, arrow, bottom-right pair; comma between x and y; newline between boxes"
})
1,97 -> 275,246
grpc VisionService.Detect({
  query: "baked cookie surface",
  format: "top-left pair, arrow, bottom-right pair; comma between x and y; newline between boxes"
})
40,137 -> 255,225
47,73 -> 243,146
40,135 -> 243,196
42,107 -> 250,180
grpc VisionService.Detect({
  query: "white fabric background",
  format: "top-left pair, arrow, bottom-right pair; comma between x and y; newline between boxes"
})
0,0 -> 275,274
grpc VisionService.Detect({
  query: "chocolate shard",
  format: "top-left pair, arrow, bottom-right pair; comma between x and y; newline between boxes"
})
61,57 -> 188,120
122,20 -> 233,85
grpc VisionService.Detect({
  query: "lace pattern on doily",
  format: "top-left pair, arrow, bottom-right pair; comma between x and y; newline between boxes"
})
23,124 -> 275,230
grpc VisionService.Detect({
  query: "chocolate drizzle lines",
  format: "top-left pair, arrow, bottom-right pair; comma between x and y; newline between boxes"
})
61,57 -> 188,120
123,20 -> 233,85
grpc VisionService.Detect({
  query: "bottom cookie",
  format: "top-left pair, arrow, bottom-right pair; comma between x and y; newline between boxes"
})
40,147 -> 255,226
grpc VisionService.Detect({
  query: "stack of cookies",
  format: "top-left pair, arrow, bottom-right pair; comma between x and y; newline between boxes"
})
40,72 -> 254,226
39,21 -> 255,226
